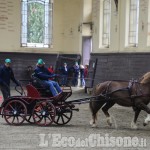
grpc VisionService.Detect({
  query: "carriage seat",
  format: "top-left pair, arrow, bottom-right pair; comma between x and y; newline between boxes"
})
31,76 -> 53,97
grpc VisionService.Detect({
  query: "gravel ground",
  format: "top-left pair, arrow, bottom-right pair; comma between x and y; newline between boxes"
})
0,87 -> 150,150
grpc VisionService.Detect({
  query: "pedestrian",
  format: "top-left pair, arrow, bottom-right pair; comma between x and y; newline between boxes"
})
34,59 -> 62,97
84,65 -> 88,78
27,65 -> 33,79
59,62 -> 69,86
80,64 -> 85,87
0,58 -> 20,100
72,61 -> 80,86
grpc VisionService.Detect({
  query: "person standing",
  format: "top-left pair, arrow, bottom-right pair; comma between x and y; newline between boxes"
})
80,65 -> 85,87
34,59 -> 62,97
59,62 -> 69,86
84,65 -> 88,79
0,59 -> 20,101
72,61 -> 80,87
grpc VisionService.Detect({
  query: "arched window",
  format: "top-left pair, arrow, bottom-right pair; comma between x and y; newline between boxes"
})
102,0 -> 111,47
21,0 -> 53,48
128,0 -> 139,46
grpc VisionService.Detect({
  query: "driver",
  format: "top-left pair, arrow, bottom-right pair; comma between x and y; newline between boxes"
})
0,58 -> 20,101
34,59 -> 62,97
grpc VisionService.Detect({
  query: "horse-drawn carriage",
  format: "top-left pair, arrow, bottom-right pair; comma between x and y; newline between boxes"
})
1,71 -> 150,129
0,77 -> 79,126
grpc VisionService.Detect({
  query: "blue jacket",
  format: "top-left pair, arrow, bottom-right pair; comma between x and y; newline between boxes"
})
0,65 -> 18,86
34,66 -> 55,80
72,65 -> 80,76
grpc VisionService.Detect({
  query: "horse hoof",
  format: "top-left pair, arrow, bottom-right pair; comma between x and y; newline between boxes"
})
107,117 -> 112,127
131,122 -> 138,129
92,124 -> 97,128
108,123 -> 112,127
143,122 -> 147,126
89,120 -> 93,125
131,125 -> 138,130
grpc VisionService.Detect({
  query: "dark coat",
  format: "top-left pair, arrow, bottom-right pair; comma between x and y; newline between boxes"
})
60,66 -> 69,75
0,65 -> 18,86
72,65 -> 80,76
34,66 -> 55,80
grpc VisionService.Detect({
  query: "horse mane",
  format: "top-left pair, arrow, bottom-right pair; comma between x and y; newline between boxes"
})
140,72 -> 150,84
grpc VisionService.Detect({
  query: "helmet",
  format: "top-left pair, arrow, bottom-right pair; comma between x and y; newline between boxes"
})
5,58 -> 11,63
37,59 -> 45,65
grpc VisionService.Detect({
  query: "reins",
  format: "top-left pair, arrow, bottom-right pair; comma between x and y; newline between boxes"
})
98,79 -> 150,102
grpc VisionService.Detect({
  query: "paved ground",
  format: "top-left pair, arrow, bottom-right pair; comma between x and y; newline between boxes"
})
0,87 -> 150,150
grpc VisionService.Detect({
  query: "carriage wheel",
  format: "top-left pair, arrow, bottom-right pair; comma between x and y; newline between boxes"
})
32,101 -> 56,126
25,115 -> 34,124
54,107 -> 73,125
3,100 -> 27,125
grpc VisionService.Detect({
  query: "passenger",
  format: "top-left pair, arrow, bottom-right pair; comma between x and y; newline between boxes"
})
48,65 -> 54,74
34,59 -> 62,97
48,65 -> 55,80
0,58 -> 20,100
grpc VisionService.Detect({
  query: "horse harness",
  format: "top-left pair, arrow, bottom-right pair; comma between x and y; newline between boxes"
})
103,79 -> 144,107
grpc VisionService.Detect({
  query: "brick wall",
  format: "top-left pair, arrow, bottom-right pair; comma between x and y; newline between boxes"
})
90,53 -> 150,86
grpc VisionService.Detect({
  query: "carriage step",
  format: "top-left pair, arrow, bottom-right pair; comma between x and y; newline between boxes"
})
72,108 -> 79,112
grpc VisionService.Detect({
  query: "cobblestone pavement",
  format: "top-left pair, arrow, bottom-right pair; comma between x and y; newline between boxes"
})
0,87 -> 150,150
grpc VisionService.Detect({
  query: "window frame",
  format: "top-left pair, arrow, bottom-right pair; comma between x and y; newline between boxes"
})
128,0 -> 139,47
102,0 -> 111,48
21,0 -> 53,48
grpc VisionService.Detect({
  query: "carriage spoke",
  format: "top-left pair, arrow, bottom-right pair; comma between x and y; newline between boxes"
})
37,116 -> 43,123
34,112 -> 42,120
17,116 -> 19,123
8,104 -> 15,111
11,116 -> 15,123
6,115 -> 12,120
39,103 -> 44,110
62,114 -> 70,119
61,115 -> 65,124
44,117 -> 47,125
19,114 -> 25,119
56,115 -> 61,123
46,116 -> 52,121
27,115 -> 31,120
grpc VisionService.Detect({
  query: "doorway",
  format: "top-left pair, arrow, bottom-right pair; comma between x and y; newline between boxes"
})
82,36 -> 92,66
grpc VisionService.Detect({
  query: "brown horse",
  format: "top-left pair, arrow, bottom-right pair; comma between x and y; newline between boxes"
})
89,72 -> 150,129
